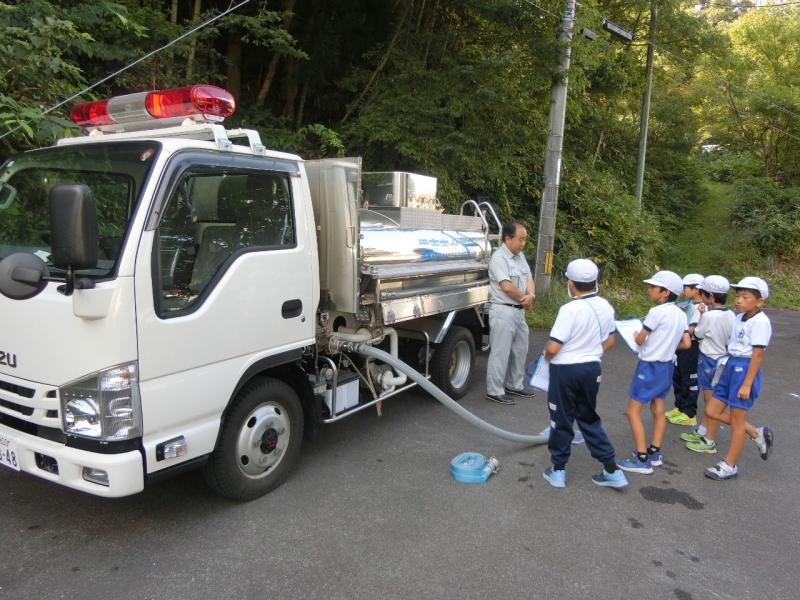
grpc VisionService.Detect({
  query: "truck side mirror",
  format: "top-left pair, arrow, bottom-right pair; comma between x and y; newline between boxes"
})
0,184 -> 100,300
49,184 -> 99,271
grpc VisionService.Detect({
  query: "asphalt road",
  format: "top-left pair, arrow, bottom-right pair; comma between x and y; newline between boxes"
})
2,309 -> 799,600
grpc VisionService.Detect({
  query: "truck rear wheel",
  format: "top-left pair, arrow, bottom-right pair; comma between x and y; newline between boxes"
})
203,377 -> 303,501
431,326 -> 475,400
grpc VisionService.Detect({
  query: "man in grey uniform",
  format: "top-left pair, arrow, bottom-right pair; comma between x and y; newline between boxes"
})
486,221 -> 536,405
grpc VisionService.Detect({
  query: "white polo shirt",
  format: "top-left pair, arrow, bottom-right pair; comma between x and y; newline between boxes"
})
695,307 -> 735,359
639,302 -> 688,362
728,310 -> 772,358
689,302 -> 703,337
549,295 -> 615,365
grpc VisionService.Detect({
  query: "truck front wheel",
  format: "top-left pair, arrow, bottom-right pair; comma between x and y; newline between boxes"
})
431,326 -> 475,400
203,377 -> 304,501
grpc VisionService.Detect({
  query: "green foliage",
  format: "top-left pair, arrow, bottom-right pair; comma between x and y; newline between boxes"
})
0,0 -> 159,154
235,107 -> 345,158
525,275 -> 570,330
697,148 -> 762,183
729,176 -> 800,257
694,5 -> 800,185
555,163 -> 665,276
603,276 -> 654,321
0,95 -> 77,146
658,179 -> 749,276
642,147 -> 705,234
341,1 -> 552,221
0,0 -> 92,151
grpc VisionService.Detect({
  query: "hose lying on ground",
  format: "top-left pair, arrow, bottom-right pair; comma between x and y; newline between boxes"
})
338,341 -> 549,446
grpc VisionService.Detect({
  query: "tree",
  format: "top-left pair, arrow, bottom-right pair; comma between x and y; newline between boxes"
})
695,5 -> 800,183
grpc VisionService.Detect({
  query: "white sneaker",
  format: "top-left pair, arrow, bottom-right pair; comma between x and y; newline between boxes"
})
753,426 -> 774,460
704,460 -> 738,481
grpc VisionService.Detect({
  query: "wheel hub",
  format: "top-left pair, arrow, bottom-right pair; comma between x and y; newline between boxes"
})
236,403 -> 290,478
448,340 -> 471,387
260,428 -> 279,454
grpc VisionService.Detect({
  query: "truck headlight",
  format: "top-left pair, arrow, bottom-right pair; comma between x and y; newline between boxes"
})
60,363 -> 142,441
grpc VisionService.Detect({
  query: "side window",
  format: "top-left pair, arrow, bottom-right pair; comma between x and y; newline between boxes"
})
156,170 -> 295,314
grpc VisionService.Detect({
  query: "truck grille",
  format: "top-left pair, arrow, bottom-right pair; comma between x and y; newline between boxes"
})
0,376 -> 60,432
0,378 -> 35,398
0,398 -> 34,416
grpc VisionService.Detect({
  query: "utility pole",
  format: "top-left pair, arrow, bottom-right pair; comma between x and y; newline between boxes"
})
534,0 -> 576,293
634,2 -> 658,207
535,0 -> 576,292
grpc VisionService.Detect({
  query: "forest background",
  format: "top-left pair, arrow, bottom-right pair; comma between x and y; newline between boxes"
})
1,0 -> 799,323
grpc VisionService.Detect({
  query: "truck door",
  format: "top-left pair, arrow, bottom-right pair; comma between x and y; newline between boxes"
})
133,153 -> 316,470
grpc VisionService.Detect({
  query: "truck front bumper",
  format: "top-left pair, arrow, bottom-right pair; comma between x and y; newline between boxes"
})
0,423 -> 144,497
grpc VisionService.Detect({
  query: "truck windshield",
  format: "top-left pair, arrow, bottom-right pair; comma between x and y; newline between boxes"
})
0,141 -> 160,278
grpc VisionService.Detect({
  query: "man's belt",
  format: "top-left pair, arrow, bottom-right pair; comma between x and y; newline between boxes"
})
494,302 -> 523,309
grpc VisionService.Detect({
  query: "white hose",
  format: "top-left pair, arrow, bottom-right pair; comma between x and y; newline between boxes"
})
379,369 -> 407,388
339,341 -> 549,446
331,328 -> 372,343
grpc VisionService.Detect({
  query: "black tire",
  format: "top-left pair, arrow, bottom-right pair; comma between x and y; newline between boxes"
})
430,326 -> 476,400
203,377 -> 304,501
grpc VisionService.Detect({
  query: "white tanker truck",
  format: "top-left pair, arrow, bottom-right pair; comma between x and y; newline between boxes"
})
0,85 -> 506,500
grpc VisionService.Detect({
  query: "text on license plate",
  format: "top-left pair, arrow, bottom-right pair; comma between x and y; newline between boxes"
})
0,434 -> 20,471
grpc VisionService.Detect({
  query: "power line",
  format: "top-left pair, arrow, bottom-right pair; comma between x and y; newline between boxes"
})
0,0 -> 252,142
662,69 -> 800,144
522,0 -> 561,21
707,2 -> 800,8
647,38 -> 800,123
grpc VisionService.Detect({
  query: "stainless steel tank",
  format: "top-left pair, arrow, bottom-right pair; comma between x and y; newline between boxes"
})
360,227 -> 489,264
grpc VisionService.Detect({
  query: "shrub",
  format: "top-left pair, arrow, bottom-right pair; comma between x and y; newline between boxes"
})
699,149 -> 762,183
554,164 -> 665,276
729,176 -> 800,257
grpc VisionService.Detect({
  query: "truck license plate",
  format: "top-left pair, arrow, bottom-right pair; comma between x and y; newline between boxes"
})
0,433 -> 20,471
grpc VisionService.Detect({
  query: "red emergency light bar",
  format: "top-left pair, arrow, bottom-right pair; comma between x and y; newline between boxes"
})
70,85 -> 236,132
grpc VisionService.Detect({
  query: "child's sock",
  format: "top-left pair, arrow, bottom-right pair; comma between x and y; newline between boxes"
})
604,462 -> 619,473
647,445 -> 660,455
702,436 -> 715,445
637,452 -> 649,463
697,425 -> 708,436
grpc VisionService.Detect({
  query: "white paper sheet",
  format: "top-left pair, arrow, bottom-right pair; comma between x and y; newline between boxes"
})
614,318 -> 643,355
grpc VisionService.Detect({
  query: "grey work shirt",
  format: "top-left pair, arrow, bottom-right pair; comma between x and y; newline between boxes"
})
488,243 -> 531,304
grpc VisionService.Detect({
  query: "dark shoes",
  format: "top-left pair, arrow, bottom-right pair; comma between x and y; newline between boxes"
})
486,393 -> 516,405
505,386 -> 536,398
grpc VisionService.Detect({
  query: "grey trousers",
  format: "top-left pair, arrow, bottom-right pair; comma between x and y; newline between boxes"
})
486,304 -> 530,396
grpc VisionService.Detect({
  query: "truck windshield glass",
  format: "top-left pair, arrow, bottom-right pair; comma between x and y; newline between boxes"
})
0,141 -> 160,278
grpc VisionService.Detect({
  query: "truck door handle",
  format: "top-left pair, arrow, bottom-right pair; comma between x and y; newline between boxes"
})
281,299 -> 303,319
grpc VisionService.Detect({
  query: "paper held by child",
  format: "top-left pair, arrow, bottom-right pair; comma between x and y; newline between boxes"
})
615,318 -> 644,355
527,353 -> 550,392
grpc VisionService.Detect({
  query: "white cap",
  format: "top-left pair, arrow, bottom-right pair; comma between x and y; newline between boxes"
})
682,273 -> 704,287
731,276 -> 770,300
643,270 -> 683,296
699,275 -> 730,295
565,259 -> 599,283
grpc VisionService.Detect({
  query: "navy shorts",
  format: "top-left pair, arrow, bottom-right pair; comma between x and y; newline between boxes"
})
713,356 -> 762,410
629,360 -> 674,404
696,352 -> 717,391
